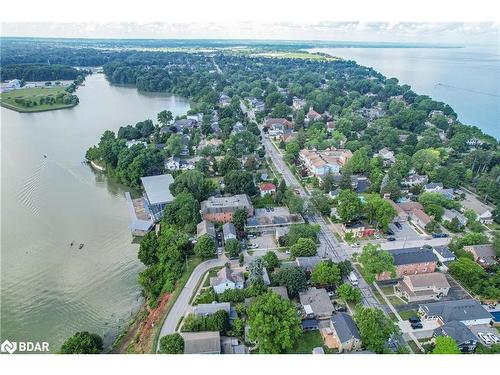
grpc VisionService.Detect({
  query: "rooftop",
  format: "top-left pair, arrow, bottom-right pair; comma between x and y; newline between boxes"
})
330,312 -> 360,343
434,321 -> 477,344
419,299 -> 492,323
140,174 -> 174,206
182,331 -> 221,354
403,272 -> 450,290
192,302 -> 231,316
269,286 -> 289,300
201,194 -> 252,213
389,247 -> 437,266
299,288 -> 334,317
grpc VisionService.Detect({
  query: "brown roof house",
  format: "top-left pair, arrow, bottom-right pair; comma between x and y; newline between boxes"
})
394,272 -> 450,302
464,244 -> 497,268
299,287 -> 334,320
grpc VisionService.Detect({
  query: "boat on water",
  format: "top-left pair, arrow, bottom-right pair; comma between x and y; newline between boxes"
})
78,244 -> 84,249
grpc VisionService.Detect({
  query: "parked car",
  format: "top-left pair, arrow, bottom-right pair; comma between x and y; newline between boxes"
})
411,322 -> 423,329
432,233 -> 449,238
387,237 -> 396,241
478,332 -> 492,345
285,250 -> 291,255
408,316 -> 421,324
335,306 -> 347,312
486,333 -> 499,344
385,229 -> 394,236
394,222 -> 402,230
248,243 -> 259,249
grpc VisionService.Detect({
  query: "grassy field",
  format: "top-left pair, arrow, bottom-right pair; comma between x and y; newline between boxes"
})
286,331 -> 334,354
398,309 -> 419,321
0,86 -> 77,112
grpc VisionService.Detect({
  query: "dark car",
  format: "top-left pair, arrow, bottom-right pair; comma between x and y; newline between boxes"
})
432,233 -> 449,238
387,236 -> 396,241
335,306 -> 347,312
394,222 -> 402,230
385,229 -> 395,236
411,322 -> 423,329
408,316 -> 421,324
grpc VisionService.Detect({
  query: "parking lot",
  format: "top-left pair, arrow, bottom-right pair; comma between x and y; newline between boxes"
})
388,221 -> 423,241
247,233 -> 278,251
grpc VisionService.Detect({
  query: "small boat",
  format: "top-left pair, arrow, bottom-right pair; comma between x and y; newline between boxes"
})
43,155 -> 47,158
70,241 -> 74,247
79,243 -> 84,249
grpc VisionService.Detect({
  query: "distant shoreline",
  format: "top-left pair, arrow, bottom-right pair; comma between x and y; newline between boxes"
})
0,101 -> 77,113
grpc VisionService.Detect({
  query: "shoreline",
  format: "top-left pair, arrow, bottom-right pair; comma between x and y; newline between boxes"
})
0,101 -> 78,113
89,160 -> 106,172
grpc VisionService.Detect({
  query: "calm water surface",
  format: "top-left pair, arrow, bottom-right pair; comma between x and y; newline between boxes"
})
310,45 -> 500,138
1,73 -> 190,351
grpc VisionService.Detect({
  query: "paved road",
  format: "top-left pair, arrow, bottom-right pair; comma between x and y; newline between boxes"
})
156,257 -> 225,352
258,124 -> 385,310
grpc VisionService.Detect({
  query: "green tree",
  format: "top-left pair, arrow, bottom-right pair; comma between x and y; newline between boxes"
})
225,239 -> 241,258
170,170 -> 216,201
354,306 -> 400,353
272,266 -> 308,298
283,224 -> 320,246
232,208 -> 248,232
290,238 -> 317,257
224,170 -> 256,196
337,189 -> 363,222
166,133 -> 183,156
163,192 -> 201,233
247,292 -> 302,353
194,234 -> 216,259
138,231 -> 159,266
60,332 -> 103,354
337,283 -> 362,304
159,333 -> 184,354
358,244 -> 395,283
263,251 -> 280,271
432,336 -> 461,354
311,260 -> 341,286
448,257 -> 486,292
348,147 -> 370,174
364,194 -> 397,230
157,110 -> 173,127
411,148 -> 440,175
219,155 -> 240,176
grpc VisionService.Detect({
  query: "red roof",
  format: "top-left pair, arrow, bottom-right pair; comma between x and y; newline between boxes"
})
260,182 -> 277,191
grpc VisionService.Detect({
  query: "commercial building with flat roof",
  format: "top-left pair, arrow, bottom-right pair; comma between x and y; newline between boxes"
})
200,194 -> 253,223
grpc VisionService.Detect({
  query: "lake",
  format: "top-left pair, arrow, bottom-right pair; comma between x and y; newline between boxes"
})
0,73 -> 190,351
309,45 -> 500,139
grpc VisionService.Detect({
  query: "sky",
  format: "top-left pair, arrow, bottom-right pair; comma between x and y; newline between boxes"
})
1,0 -> 499,45
2,22 -> 499,45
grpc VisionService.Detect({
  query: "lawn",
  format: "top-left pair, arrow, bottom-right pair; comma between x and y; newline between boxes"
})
0,86 -> 77,112
286,331 -> 334,354
387,295 -> 406,306
398,309 -> 419,321
380,285 -> 396,295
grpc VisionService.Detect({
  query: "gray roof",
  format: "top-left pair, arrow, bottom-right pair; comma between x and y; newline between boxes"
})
330,313 -> 361,343
295,256 -> 322,270
425,182 -> 444,190
434,321 -> 477,345
201,194 -> 252,214
269,286 -> 289,300
223,222 -> 237,237
182,331 -> 221,354
299,288 -> 334,316
389,247 -> 437,266
419,299 -> 492,323
141,174 -> 174,205
192,302 -> 231,316
433,246 -> 456,260
443,209 -> 467,226
197,220 -> 216,238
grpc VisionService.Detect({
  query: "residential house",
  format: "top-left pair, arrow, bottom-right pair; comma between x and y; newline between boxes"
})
306,107 -> 322,123
376,147 -> 396,165
424,183 -> 455,200
295,256 -> 322,272
325,313 -> 362,353
299,287 -> 334,320
259,182 -> 276,196
269,286 -> 289,300
222,222 -> 237,242
377,247 -> 438,281
292,97 -> 307,111
419,299 -> 492,326
460,194 -> 494,224
172,118 -> 197,133
340,222 -> 376,239
464,244 -> 497,268
200,194 -> 254,223
247,97 -> 265,112
197,220 -> 216,239
182,332 -> 221,354
432,245 -> 456,271
351,175 -> 371,193
301,318 -> 319,332
326,121 -> 336,133
433,321 -> 478,353
409,207 -> 433,230
442,209 -> 468,227
395,272 -> 450,302
210,265 -> 245,294
387,199 -> 408,223
264,118 -> 294,137
192,302 -> 231,317
466,138 -> 484,147
402,171 -> 428,188
219,94 -> 231,107
231,121 -> 245,135
187,113 -> 203,123
262,268 -> 271,286
220,336 -> 247,354
299,148 -> 353,181
125,140 -> 147,148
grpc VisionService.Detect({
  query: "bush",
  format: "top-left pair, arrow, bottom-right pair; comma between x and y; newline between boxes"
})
159,333 -> 184,354
181,310 -> 229,334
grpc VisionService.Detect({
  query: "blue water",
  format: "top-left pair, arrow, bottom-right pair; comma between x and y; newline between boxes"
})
309,45 -> 500,139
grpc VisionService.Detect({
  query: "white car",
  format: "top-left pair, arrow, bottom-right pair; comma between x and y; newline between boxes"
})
285,250 -> 291,255
487,333 -> 500,343
249,243 -> 259,249
478,332 -> 492,345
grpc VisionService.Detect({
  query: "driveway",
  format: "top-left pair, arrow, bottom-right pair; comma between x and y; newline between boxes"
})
156,257 -> 225,352
247,233 -> 277,251
388,221 -> 423,241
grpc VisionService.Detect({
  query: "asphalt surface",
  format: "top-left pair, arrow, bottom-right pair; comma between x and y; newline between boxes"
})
156,257 -> 225,352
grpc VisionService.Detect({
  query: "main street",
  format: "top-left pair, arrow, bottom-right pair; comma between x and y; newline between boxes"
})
258,123 -> 386,310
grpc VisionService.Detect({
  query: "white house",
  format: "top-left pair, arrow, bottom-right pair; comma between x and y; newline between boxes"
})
210,266 -> 244,294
